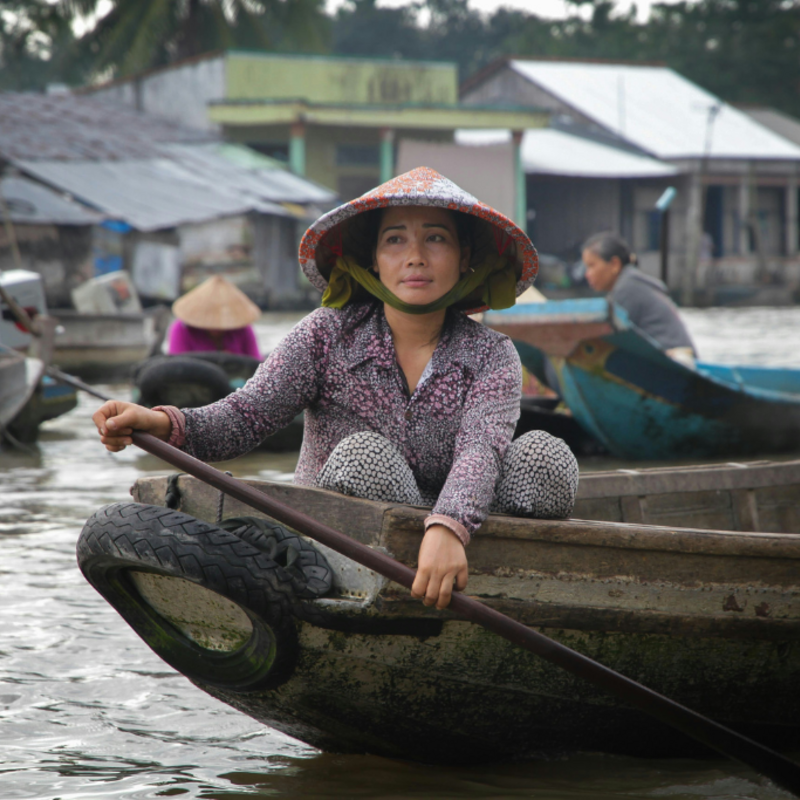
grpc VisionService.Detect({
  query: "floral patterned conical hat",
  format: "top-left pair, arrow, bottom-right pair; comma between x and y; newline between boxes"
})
298,166 -> 538,315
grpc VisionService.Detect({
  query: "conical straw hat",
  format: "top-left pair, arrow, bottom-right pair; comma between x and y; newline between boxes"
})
298,166 -> 538,315
171,275 -> 261,330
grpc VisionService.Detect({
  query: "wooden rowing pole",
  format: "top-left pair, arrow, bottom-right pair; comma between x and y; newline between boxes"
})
54,367 -> 800,797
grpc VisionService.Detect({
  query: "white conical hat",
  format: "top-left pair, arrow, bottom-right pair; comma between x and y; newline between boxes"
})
171,275 -> 260,330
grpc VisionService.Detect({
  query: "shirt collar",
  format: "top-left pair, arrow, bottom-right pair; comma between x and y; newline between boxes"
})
342,304 -> 485,375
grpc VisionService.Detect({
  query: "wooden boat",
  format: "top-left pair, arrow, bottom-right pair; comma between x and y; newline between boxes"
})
483,298 -> 800,460
0,339 -> 79,444
77,469 -> 800,764
0,347 -> 41,432
1,270 -> 77,443
3,370 -> 79,443
50,269 -> 171,380
52,307 -> 170,380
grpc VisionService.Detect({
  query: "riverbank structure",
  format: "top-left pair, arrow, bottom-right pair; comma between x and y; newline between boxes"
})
80,50 -> 549,227
460,58 -> 800,306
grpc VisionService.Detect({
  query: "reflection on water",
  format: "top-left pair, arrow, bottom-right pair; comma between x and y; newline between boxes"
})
0,308 -> 798,799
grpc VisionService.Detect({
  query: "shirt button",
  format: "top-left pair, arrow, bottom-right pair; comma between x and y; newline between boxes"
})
405,408 -> 412,420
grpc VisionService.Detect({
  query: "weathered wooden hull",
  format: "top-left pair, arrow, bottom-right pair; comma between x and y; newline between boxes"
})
575,459 -> 800,532
483,299 -> 800,460
75,475 -> 800,763
4,374 -> 78,443
2,313 -> 77,442
53,308 -> 169,379
0,352 -> 41,429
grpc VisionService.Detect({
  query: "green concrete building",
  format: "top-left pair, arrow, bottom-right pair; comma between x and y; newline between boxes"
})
86,51 -> 549,224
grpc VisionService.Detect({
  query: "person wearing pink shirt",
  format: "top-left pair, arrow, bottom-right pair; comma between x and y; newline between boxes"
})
167,275 -> 262,360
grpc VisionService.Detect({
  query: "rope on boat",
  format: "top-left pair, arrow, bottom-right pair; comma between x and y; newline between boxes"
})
216,472 -> 233,523
164,473 -> 186,510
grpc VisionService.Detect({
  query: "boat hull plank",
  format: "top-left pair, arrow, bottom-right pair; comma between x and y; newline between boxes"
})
573,461 -> 800,533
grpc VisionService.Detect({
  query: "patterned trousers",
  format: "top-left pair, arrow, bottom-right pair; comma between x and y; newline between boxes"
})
316,430 -> 578,520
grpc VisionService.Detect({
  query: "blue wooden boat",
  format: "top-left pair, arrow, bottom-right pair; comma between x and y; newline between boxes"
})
483,298 -> 800,461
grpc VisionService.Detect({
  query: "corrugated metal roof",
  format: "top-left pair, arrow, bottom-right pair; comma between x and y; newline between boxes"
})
0,93 -> 337,230
455,128 -> 678,178
0,175 -> 104,225
164,143 -> 337,205
509,61 -> 800,161
740,107 -> 800,149
0,92 -> 213,162
16,158 -> 288,231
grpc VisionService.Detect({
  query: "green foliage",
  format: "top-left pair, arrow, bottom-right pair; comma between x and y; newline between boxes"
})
0,1 -> 87,90
329,0 -> 800,118
2,0 -> 799,120
331,0 -> 424,59
78,0 -> 330,78
0,0 -> 330,85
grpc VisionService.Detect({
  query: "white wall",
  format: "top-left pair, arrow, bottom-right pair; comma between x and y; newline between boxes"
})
86,56 -> 225,132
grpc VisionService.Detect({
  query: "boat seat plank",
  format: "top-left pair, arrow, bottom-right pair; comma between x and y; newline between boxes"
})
753,484 -> 800,533
575,461 -> 800,533
576,461 -> 800,498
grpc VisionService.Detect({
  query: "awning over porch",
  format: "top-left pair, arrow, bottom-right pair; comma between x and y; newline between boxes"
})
208,99 -> 548,132
456,128 -> 679,179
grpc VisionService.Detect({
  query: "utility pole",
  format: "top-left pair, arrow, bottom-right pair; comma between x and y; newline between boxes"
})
682,102 -> 721,306
655,186 -> 677,286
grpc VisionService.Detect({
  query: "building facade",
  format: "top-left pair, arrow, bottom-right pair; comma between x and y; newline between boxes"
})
461,59 -> 800,303
83,51 -> 549,223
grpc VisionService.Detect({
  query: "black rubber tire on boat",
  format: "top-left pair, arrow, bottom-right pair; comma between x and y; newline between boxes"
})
185,351 -> 263,383
77,502 -> 299,692
135,356 -> 232,408
220,516 -> 334,599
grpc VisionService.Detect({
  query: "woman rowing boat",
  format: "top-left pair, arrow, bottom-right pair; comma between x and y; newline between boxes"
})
93,167 -> 578,609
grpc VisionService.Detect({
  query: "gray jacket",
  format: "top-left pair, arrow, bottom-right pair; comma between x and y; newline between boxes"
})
610,266 -> 696,354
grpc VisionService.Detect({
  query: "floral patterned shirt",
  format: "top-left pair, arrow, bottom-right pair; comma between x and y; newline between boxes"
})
179,302 -> 522,538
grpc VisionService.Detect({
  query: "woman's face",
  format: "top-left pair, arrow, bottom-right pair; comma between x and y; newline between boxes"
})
582,248 -> 623,293
373,207 -> 469,306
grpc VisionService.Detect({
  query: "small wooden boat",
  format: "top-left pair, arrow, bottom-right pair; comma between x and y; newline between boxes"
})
1,270 -> 78,443
77,469 -> 800,764
51,269 -> 171,380
2,371 -> 79,443
483,298 -> 800,460
0,347 -> 41,432
52,307 -> 170,380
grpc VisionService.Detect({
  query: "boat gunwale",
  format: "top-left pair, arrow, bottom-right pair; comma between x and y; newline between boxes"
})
133,476 -> 800,561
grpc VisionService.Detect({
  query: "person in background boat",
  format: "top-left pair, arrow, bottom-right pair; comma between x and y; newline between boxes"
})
167,275 -> 262,360
582,232 -> 697,367
93,167 -> 579,610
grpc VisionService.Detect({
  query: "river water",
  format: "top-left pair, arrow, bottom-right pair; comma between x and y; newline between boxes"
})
1,306 -> 799,800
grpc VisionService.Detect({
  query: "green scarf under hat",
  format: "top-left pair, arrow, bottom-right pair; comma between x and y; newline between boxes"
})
321,252 -> 516,314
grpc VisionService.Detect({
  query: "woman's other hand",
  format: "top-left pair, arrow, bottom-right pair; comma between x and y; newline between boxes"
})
92,400 -> 172,452
411,524 -> 468,610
